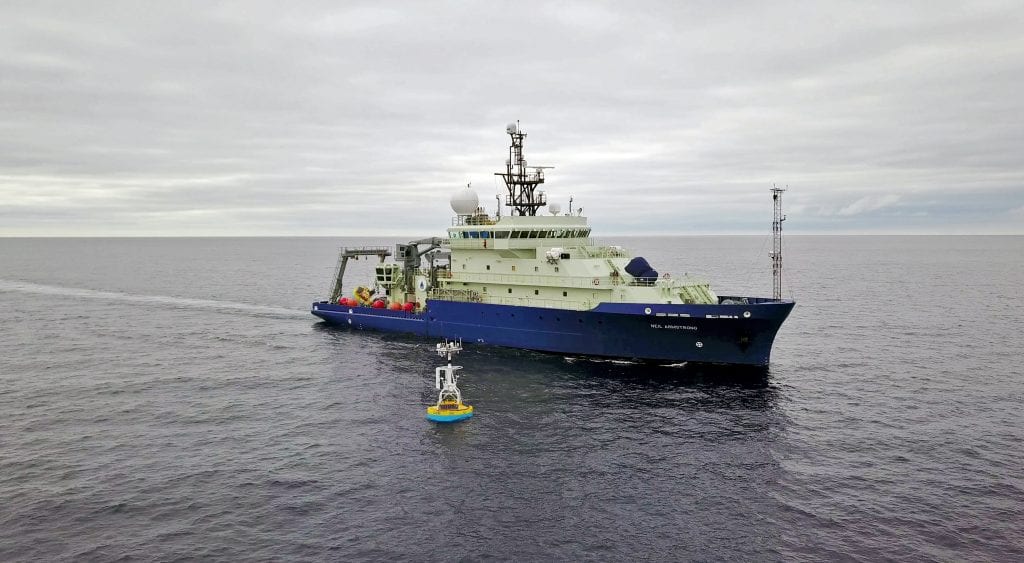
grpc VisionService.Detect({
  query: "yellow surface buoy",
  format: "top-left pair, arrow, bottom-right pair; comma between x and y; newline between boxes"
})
427,340 -> 473,423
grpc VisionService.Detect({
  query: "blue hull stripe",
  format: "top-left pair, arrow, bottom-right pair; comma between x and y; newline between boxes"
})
311,298 -> 793,366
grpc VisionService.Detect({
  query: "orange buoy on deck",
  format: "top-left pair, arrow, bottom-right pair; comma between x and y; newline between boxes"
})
402,302 -> 415,312
389,302 -> 403,311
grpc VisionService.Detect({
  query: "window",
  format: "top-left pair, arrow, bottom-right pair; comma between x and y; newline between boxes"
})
529,230 -> 539,238
534,266 -> 539,272
507,288 -> 512,294
563,291 -> 567,297
481,231 -> 489,239
554,267 -> 559,272
534,289 -> 539,295
537,230 -> 548,238
486,265 -> 490,270
496,231 -> 510,239
511,265 -> 516,271
469,231 -> 479,238
483,287 -> 487,292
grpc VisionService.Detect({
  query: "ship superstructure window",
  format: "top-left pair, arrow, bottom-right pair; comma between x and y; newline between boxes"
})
486,265 -> 490,270
507,288 -> 512,294
496,231 -> 510,239
511,265 -> 516,271
534,289 -> 539,295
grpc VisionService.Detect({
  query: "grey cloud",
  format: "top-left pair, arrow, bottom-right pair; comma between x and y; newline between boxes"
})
1,1 -> 1022,235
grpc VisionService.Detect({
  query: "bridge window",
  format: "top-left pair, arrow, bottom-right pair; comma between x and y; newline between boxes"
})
468,231 -> 479,238
496,231 -> 510,239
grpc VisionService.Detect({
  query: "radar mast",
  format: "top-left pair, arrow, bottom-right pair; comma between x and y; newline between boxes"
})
496,122 -> 551,216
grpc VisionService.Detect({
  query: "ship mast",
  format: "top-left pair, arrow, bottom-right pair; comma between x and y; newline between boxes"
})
496,122 -> 551,216
770,185 -> 787,301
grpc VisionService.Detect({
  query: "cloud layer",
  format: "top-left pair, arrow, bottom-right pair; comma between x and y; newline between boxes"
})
1,1 -> 1022,235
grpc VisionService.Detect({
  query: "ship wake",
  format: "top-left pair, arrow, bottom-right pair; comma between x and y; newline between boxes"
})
0,279 -> 307,320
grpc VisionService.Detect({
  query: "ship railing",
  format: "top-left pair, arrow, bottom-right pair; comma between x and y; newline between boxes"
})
446,271 -> 617,288
448,238 -> 595,250
429,288 -> 483,303
451,214 -> 497,226
574,245 -> 630,259
429,289 -> 593,311
626,275 -> 711,288
478,295 -> 593,311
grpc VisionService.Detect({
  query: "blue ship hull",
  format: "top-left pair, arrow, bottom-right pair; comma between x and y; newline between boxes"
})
311,298 -> 794,366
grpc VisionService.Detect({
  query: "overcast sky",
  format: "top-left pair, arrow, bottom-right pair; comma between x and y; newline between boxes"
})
1,1 -> 1022,236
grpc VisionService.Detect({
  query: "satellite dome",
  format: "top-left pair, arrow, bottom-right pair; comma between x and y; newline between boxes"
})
450,185 -> 479,215
549,202 -> 562,215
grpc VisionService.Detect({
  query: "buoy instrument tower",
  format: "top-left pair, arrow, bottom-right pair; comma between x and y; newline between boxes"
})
426,340 -> 474,423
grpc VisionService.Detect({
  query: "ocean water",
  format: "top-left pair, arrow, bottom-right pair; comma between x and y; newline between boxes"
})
1,236 -> 1021,561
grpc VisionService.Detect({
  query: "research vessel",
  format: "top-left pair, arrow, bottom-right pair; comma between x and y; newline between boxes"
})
311,123 -> 794,366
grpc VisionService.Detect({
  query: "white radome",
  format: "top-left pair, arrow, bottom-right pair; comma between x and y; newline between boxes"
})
549,202 -> 562,215
450,186 -> 479,215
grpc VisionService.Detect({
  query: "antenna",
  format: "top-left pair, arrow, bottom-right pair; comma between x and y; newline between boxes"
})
494,121 -> 553,216
770,184 -> 787,301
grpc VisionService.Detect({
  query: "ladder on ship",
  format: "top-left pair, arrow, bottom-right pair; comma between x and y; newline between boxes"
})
329,246 -> 392,303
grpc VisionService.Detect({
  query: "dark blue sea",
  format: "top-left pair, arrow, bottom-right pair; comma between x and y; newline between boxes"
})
1,236 -> 1022,561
